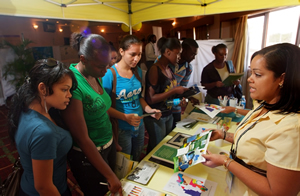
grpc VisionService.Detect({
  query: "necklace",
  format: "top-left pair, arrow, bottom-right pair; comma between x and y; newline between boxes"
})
76,66 -> 102,94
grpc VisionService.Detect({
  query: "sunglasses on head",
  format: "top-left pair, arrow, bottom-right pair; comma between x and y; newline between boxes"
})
42,58 -> 58,67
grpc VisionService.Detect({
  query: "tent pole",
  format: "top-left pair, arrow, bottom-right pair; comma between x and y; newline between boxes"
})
127,0 -> 132,35
129,14 -> 132,35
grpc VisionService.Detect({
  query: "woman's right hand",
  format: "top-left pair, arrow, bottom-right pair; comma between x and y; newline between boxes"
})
215,81 -> 224,87
125,113 -> 142,127
202,150 -> 228,168
107,176 -> 123,196
175,86 -> 189,94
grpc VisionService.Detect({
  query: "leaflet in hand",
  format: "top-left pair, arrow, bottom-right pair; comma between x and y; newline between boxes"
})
177,84 -> 201,98
173,130 -> 212,172
222,72 -> 244,87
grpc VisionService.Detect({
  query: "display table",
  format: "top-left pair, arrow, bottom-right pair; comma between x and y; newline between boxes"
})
125,116 -> 241,196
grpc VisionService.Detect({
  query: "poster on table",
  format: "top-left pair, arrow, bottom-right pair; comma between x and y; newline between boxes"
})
163,172 -> 217,196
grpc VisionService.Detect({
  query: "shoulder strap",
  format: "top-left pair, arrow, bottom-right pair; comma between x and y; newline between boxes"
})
226,60 -> 235,73
110,67 -> 117,108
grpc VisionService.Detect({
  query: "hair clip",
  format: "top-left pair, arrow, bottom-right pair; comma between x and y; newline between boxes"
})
25,76 -> 31,84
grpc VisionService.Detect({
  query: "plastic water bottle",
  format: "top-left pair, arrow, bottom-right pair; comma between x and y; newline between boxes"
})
241,95 -> 246,109
133,114 -> 139,131
166,98 -> 181,107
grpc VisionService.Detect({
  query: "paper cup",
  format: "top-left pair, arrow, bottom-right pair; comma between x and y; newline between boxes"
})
215,139 -> 223,147
229,98 -> 237,107
236,105 -> 243,118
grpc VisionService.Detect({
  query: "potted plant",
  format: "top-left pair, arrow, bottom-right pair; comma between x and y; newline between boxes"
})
3,39 -> 35,89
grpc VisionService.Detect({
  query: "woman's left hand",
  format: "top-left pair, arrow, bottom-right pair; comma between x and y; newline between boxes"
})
233,79 -> 240,86
220,106 -> 235,114
148,109 -> 162,120
202,150 -> 228,168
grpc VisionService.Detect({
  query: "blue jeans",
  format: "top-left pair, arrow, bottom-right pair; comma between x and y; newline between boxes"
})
118,123 -> 145,161
144,115 -> 173,153
172,112 -> 181,129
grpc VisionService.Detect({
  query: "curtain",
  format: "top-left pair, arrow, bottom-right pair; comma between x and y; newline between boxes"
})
232,16 -> 248,73
231,16 -> 253,108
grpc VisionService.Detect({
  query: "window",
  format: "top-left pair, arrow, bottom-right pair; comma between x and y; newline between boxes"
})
247,16 -> 264,64
247,6 -> 300,66
266,6 -> 300,46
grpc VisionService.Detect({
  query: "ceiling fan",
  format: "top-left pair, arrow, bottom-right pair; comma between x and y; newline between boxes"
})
44,0 -> 77,7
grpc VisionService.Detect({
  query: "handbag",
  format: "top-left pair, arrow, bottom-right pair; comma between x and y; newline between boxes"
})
109,68 -> 119,147
233,84 -> 243,102
1,156 -> 23,196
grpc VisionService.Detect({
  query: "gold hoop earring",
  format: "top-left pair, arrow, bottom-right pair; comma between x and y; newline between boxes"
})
279,84 -> 283,89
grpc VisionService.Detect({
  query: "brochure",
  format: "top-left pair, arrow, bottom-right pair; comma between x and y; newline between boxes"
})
163,172 -> 217,196
114,152 -> 138,179
173,131 -> 212,172
194,103 -> 224,118
126,160 -> 159,185
222,72 -> 244,87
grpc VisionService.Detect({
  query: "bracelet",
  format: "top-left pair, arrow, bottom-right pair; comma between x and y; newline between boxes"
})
226,159 -> 234,168
223,130 -> 227,140
223,157 -> 230,169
